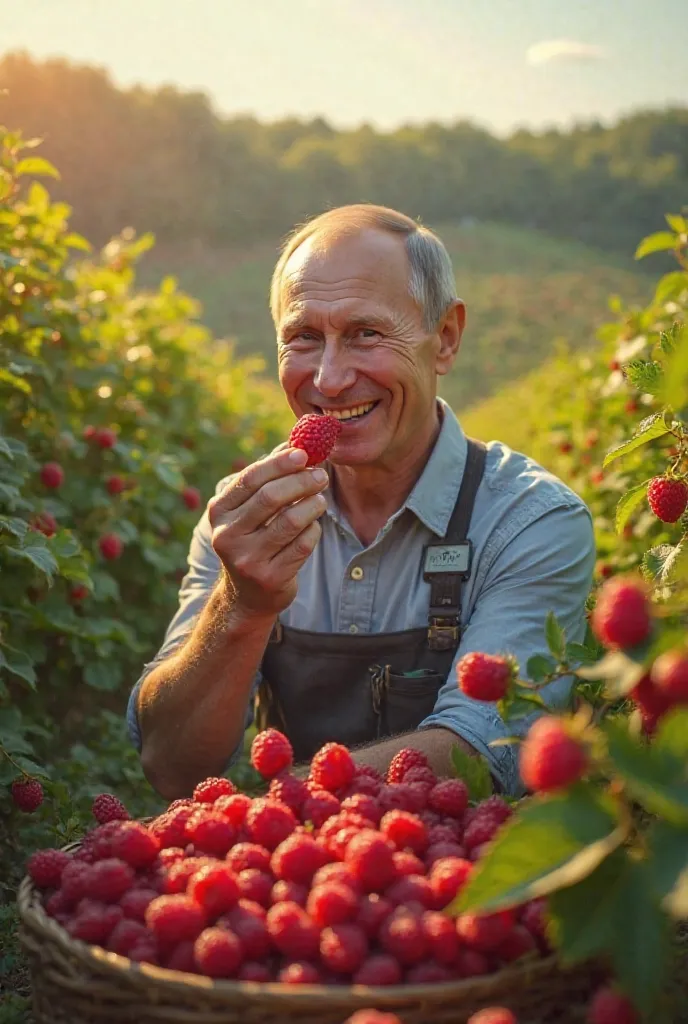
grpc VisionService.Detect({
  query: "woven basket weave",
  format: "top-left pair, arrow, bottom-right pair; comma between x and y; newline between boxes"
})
18,869 -> 608,1024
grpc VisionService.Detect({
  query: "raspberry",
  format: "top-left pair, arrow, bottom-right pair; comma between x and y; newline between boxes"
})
269,773 -> 309,813
344,775 -> 383,798
194,926 -> 243,977
92,794 -> 130,825
193,777 -> 236,804
11,777 -> 43,813
84,820 -> 126,861
520,717 -> 589,793
237,869 -> 274,907
60,860 -> 95,905
40,461 -> 64,489
456,948 -> 490,977
429,857 -> 473,908
590,576 -> 652,649
405,782 -> 430,811
402,766 -> 437,788
353,953 -> 403,986
31,511 -> 58,537
427,824 -> 458,846
386,748 -> 430,784
312,862 -> 361,892
271,879 -> 309,906
379,908 -> 428,965
341,794 -> 382,824
345,830 -> 397,891
215,793 -> 252,826
99,533 -> 124,560
326,826 -> 359,861
406,961 -> 454,983
279,961 -> 321,984
310,742 -> 356,792
463,813 -> 501,852
245,798 -> 297,850
457,651 -> 514,701
106,474 -> 127,496
467,1011 -> 518,1024
288,413 -> 341,467
87,858 -> 135,902
378,783 -> 418,814
647,475 -> 688,523
496,923 -> 537,962
182,486 -> 202,510
251,729 -> 293,778
426,842 -> 466,866
266,901 -> 320,959
161,857 -> 213,895
221,902 -> 270,959
226,842 -> 271,874
67,902 -> 123,944
385,875 -> 435,910
165,940 -> 197,973
392,851 -> 425,876
320,922 -> 369,976
320,811 -> 374,839
344,1013 -> 402,1024
456,910 -> 515,952
421,910 -> 460,964
520,898 -> 548,943
168,798 -> 194,813
356,893 -> 392,939
107,918 -> 149,956
270,833 -> 329,885
28,849 -> 70,888
307,882 -> 359,926
588,986 -> 638,1024
301,789 -> 341,827
428,779 -> 469,817
110,821 -> 160,867
477,795 -> 513,824
185,810 -> 236,856
238,962 -> 272,982
94,426 -> 117,448
119,888 -> 157,921
380,810 -> 429,854
631,673 -> 672,718
128,940 -> 159,964
650,650 -> 688,704
145,894 -> 207,946
188,864 -> 239,917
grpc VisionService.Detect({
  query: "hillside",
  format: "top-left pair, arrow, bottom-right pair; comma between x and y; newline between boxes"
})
139,221 -> 653,409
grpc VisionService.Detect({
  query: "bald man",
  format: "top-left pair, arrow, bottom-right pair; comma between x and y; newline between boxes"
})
128,205 -> 595,800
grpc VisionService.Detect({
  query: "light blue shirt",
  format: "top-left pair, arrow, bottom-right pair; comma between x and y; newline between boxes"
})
127,399 -> 595,795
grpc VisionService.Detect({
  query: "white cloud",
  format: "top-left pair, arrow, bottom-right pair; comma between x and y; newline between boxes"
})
526,39 -> 609,66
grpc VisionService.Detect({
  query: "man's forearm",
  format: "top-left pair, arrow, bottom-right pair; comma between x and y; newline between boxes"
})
137,575 -> 274,800
351,726 -> 489,785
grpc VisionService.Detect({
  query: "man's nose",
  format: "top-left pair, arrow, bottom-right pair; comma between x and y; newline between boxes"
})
313,343 -> 357,396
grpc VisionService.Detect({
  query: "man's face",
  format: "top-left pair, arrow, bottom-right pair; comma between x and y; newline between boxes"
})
276,227 -> 462,468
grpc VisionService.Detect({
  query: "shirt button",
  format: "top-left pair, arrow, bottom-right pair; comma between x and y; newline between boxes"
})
350,566 -> 364,580
348,623 -> 359,634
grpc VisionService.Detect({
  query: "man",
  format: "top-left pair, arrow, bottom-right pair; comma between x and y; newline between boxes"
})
128,204 -> 595,801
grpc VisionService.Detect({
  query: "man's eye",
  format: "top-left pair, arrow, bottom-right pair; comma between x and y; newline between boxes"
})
358,329 -> 380,339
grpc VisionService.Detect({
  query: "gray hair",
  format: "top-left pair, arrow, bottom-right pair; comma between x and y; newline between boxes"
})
269,204 -> 458,332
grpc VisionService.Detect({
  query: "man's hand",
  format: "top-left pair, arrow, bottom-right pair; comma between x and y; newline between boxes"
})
207,447 -> 329,617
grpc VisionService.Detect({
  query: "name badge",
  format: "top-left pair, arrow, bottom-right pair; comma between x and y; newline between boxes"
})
423,543 -> 472,578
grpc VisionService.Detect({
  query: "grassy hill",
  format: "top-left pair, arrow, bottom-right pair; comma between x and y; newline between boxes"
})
139,221 -> 653,410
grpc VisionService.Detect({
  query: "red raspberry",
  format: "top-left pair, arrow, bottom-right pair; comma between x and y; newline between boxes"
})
107,918 -> 150,956
456,948 -> 490,978
94,426 -> 117,448
221,901 -> 270,959
31,511 -> 58,537
110,821 -> 160,868
271,833 -> 330,884
40,461 -> 64,489
307,882 -> 359,926
590,576 -> 652,649
67,901 -> 123,944
356,765 -> 384,783
378,783 -> 419,814
467,1011 -> 518,1024
288,413 -> 341,467
238,961 -> 271,981
477,795 -> 513,824
344,774 -> 383,798
145,894 -> 206,946
379,908 -> 428,965
457,651 -> 514,701
463,813 -> 501,852
651,650 -> 688,704
345,830 -> 397,891
496,923 -> 537,962
119,888 -> 157,921
182,486 -> 202,511
99,533 -> 124,560
269,773 -> 309,812
456,910 -> 515,952
27,849 -> 70,888
647,475 -> 688,523
385,875 -> 435,910
320,922 -> 368,974
520,717 -> 588,793
392,851 -> 425,876
161,857 -> 213,895
631,673 -> 672,718
344,1013 -> 402,1024
310,742 -> 356,793
165,940 -> 197,973
426,842 -> 466,866
588,986 -> 638,1024
237,869 -> 273,907
193,776 -> 236,804
386,748 -> 430,784
429,857 -> 473,908
520,898 -> 548,944
215,792 -> 251,826
301,789 -> 341,827
128,939 -> 159,964
421,910 -> 460,964
168,798 -> 195,812
188,863 -> 239,917
226,842 -> 271,874
60,860 -> 95,905
279,961 -> 321,985
402,765 -> 437,788
406,961 -> 454,983
81,820 -> 126,862
105,474 -> 127,496
92,793 -> 130,825
185,810 -> 236,855
312,862 -> 361,892
11,777 -> 43,813
320,811 -> 374,839
266,901 -> 320,959
341,794 -> 382,824
380,810 -> 429,854
427,824 -> 459,846
325,825 -> 359,861
245,799 -> 296,850
194,926 -> 242,977
251,729 -> 293,778
353,953 -> 403,986
356,893 -> 393,939
428,779 -> 469,817
270,879 -> 309,906
87,858 -> 135,902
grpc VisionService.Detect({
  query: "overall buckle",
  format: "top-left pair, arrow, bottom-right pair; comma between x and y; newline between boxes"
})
427,616 -> 460,651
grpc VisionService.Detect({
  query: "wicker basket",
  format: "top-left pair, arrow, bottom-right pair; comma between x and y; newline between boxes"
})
18,870 -> 608,1024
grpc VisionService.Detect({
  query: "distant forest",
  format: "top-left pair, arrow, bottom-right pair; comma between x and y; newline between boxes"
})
2,51 -> 687,255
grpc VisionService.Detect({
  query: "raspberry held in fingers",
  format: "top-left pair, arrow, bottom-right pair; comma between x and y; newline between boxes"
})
288,414 -> 341,467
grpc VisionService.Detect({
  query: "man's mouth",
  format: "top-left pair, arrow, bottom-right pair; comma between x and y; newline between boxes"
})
315,401 -> 379,423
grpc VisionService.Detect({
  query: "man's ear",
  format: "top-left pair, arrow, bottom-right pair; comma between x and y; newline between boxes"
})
435,300 -> 465,376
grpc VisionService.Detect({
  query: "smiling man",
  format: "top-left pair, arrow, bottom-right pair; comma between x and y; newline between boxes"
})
129,205 -> 595,800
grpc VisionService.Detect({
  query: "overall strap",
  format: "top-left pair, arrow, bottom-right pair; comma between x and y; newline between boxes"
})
423,438 -> 488,651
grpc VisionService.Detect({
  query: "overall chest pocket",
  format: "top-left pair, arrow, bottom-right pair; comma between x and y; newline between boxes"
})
369,665 -> 445,739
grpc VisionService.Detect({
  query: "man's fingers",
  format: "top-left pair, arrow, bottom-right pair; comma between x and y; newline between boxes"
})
270,519 -> 323,574
229,469 -> 328,534
208,447 -> 309,521
259,493 -> 327,555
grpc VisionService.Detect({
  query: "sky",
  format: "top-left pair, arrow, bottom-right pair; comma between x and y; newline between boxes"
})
2,0 -> 687,135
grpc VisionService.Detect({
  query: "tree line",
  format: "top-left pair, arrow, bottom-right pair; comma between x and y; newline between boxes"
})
2,51 -> 687,255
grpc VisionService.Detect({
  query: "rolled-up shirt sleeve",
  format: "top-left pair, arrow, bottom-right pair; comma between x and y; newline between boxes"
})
126,476 -> 260,757
418,501 -> 596,796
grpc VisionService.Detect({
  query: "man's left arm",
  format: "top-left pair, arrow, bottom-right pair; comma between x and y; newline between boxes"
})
352,502 -> 596,791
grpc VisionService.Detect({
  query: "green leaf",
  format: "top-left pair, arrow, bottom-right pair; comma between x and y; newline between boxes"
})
6,543 -> 58,579
604,718 -> 688,825
0,646 -> 37,689
576,649 -> 646,697
544,611 -> 566,660
603,413 -> 672,468
661,323 -> 688,409
153,456 -> 185,491
15,156 -> 60,179
654,271 -> 688,304
526,653 -> 557,682
646,819 -> 688,907
665,214 -> 688,233
48,530 -> 81,560
548,849 -> 624,962
499,691 -> 547,722
83,661 -> 124,692
450,744 -> 492,803
63,232 -> 91,251
642,544 -> 677,583
653,707 -> 688,761
0,436 -> 15,460
0,515 -> 29,540
615,480 -> 650,534
635,230 -> 678,259
624,360 -> 664,396
453,786 -> 623,914
564,641 -> 600,666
